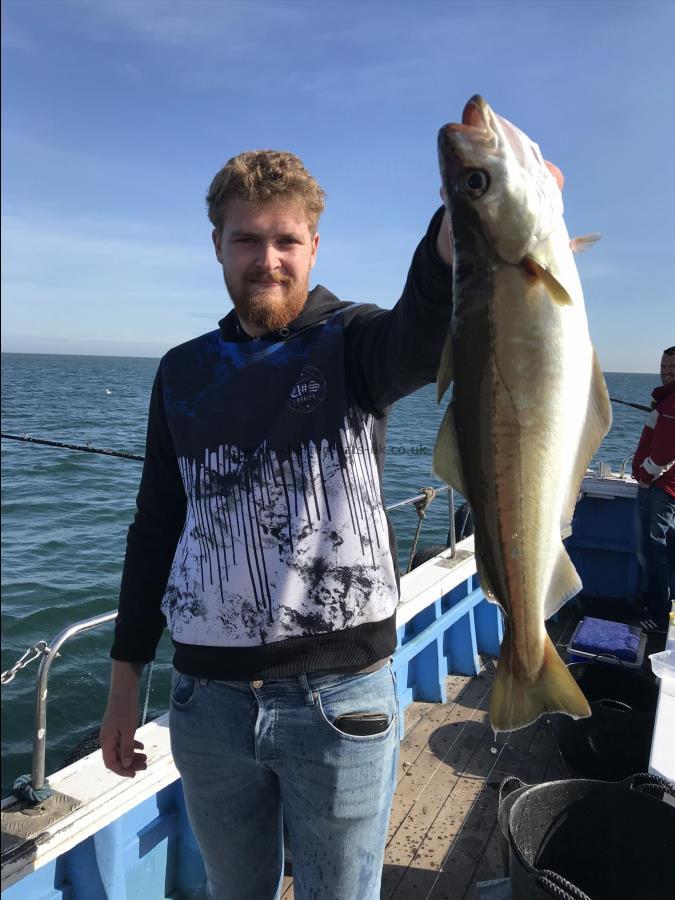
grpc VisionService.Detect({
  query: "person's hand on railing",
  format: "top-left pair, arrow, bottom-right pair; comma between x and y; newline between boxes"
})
100,661 -> 148,778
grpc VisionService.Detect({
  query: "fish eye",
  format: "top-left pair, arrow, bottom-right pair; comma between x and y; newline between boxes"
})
462,169 -> 489,198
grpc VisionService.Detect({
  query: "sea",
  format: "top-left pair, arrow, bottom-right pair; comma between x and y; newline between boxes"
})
0,352 -> 656,798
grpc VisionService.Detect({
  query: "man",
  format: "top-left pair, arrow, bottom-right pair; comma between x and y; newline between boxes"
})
100,149 -> 453,900
632,346 -> 675,633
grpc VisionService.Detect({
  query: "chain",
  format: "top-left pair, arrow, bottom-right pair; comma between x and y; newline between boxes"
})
1,641 -> 53,684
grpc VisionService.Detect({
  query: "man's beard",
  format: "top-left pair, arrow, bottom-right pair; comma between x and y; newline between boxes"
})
225,271 -> 309,333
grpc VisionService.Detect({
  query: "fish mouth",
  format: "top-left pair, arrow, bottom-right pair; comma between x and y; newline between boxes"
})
461,94 -> 490,129
438,95 -> 496,157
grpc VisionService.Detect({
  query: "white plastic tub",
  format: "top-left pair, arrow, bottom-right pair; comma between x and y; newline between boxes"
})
649,648 -> 675,786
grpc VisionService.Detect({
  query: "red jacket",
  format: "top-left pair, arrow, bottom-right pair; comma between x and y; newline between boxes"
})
632,381 -> 675,497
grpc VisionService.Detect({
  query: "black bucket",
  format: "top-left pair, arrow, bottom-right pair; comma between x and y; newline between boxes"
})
497,777 -> 531,876
549,662 -> 658,779
504,774 -> 675,899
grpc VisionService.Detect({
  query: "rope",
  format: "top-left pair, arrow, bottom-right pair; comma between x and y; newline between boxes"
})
406,487 -> 437,572
140,661 -> 154,726
12,774 -> 53,805
627,771 -> 675,799
1,433 -> 144,462
537,869 -> 591,899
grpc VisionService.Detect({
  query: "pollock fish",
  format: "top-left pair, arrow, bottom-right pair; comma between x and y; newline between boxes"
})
433,95 -> 612,732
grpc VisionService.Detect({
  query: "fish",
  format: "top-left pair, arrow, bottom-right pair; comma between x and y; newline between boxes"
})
433,95 -> 612,732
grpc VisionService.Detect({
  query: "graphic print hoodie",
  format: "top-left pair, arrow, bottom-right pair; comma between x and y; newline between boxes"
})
111,209 -> 453,678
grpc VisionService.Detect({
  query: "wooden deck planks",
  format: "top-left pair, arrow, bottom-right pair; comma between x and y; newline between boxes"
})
384,612 -> 577,899
385,670 -> 506,899
281,610 -> 580,899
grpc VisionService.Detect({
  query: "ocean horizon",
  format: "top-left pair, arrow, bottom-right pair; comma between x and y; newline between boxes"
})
1,350 -> 656,376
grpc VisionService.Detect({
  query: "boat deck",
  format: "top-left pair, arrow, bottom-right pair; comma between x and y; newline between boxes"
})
281,612 -> 576,900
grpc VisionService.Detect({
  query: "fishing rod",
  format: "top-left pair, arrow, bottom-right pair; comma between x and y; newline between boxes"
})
3,397 -> 651,461
0,432 -> 454,518
0,433 -> 144,461
609,397 -> 651,413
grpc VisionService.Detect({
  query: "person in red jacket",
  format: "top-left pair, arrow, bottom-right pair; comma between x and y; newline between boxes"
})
632,346 -> 675,631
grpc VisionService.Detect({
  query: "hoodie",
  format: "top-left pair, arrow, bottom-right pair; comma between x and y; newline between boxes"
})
111,208 -> 453,678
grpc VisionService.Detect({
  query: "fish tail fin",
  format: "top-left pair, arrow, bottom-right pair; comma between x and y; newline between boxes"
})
490,631 -> 590,733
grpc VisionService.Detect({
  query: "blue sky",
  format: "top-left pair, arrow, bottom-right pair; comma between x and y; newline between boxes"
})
2,0 -> 673,371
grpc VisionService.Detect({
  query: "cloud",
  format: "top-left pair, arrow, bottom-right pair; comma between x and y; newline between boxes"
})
65,0 -> 304,47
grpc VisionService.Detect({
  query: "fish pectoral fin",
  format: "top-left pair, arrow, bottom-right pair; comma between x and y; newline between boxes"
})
560,348 -> 613,535
569,233 -> 601,254
432,403 -> 466,494
522,256 -> 573,305
436,333 -> 454,402
490,631 -> 591,733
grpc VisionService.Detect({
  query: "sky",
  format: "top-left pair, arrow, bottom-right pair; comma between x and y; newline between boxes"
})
2,0 -> 673,372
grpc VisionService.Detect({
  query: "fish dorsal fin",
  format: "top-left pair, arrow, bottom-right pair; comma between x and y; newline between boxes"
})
436,333 -> 454,402
559,348 -> 613,544
522,256 -> 573,306
570,233 -> 601,254
432,402 -> 467,496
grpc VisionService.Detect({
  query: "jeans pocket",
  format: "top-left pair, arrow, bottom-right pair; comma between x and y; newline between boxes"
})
171,671 -> 200,708
313,670 -> 398,742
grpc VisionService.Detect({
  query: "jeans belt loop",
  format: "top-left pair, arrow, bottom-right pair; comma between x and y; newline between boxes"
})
298,673 -> 315,706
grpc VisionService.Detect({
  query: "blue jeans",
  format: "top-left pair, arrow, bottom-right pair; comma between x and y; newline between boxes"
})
169,663 -> 400,900
636,485 -> 675,625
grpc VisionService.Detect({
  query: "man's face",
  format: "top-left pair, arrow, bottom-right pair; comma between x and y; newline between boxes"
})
660,353 -> 675,385
213,199 -> 319,336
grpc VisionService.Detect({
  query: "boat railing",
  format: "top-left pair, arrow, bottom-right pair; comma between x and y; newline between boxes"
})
5,486 -> 457,797
619,454 -> 634,479
30,612 -> 117,793
388,485 -> 457,569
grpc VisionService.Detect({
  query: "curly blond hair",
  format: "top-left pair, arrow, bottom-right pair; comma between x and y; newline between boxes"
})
206,150 -> 326,235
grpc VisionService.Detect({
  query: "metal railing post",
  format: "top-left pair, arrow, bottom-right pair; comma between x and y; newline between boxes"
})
619,455 -> 634,479
32,611 -> 117,791
448,487 -> 456,558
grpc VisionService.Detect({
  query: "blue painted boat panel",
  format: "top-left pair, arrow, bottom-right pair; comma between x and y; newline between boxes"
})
568,494 -> 640,600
